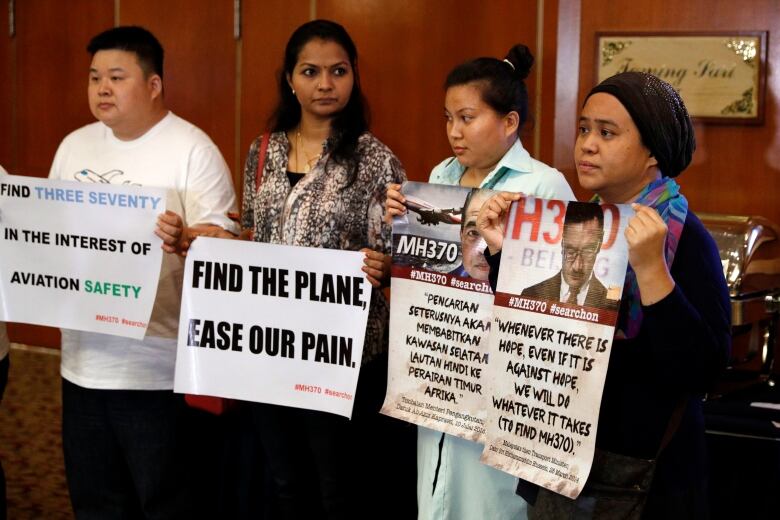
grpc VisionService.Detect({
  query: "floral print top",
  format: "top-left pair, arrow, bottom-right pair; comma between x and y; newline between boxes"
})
241,131 -> 406,362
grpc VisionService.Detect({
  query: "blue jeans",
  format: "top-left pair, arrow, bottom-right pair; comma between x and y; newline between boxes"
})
61,379 -> 191,520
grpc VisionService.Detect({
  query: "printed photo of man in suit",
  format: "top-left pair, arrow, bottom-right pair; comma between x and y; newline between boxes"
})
521,201 -> 618,310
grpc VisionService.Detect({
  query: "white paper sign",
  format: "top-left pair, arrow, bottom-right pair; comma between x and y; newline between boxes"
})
0,175 -> 165,339
381,182 -> 495,441
174,238 -> 371,418
481,198 -> 631,499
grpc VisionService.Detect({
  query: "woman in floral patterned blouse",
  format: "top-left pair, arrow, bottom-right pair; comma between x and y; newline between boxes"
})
238,19 -> 411,519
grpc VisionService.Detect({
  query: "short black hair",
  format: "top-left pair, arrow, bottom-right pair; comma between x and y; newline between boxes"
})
87,26 -> 164,79
445,44 -> 534,135
563,202 -> 604,239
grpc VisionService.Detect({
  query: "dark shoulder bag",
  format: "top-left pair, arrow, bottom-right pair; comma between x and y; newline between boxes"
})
530,400 -> 687,520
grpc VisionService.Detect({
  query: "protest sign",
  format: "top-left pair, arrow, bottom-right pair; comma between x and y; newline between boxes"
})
174,237 -> 371,418
481,198 -> 631,498
0,174 -> 164,339
381,182 -> 496,441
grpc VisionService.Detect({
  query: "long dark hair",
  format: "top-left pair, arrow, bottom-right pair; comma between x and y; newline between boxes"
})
268,19 -> 368,170
445,44 -> 534,135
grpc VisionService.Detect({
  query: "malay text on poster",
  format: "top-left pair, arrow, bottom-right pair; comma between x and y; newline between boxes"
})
0,175 -> 164,339
480,198 -> 631,498
174,238 -> 370,418
381,182 -> 496,442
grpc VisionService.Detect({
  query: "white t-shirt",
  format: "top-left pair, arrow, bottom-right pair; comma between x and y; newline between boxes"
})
49,112 -> 239,389
0,164 -> 9,360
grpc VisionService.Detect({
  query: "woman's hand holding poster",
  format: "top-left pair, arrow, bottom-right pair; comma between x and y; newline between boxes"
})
381,182 -> 496,442
480,198 -> 631,498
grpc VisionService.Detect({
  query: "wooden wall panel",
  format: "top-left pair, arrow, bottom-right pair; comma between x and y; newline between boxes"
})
15,0 -> 114,178
239,0 -> 310,190
119,0 -> 237,174
0,11 -> 12,171
537,0 -> 560,166
318,0 -> 540,182
548,0 -> 580,177
574,0 -> 780,225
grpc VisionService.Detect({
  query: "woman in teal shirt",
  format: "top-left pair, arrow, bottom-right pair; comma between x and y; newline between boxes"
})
387,44 -> 574,519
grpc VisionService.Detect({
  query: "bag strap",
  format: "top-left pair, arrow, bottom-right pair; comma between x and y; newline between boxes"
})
255,133 -> 270,193
656,397 -> 688,457
240,134 -> 270,241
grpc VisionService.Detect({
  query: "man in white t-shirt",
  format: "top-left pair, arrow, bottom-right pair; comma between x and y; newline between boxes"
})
48,26 -> 238,518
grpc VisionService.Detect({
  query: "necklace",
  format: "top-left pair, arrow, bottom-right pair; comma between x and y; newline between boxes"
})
295,130 -> 322,173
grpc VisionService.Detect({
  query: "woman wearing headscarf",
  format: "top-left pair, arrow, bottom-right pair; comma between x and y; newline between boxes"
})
478,72 -> 731,518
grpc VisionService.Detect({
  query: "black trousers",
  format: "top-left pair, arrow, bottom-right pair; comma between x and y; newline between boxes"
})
250,354 -> 417,520
61,379 -> 191,520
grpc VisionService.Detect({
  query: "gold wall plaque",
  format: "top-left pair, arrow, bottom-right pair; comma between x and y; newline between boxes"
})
596,32 -> 767,124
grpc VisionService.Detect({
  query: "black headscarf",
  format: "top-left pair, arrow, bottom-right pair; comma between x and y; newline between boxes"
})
585,72 -> 695,178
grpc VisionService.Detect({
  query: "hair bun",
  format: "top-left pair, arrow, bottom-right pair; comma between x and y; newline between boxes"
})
504,44 -> 534,80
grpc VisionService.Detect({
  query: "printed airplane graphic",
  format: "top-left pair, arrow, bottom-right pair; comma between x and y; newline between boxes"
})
404,195 -> 462,226
74,169 -> 139,186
